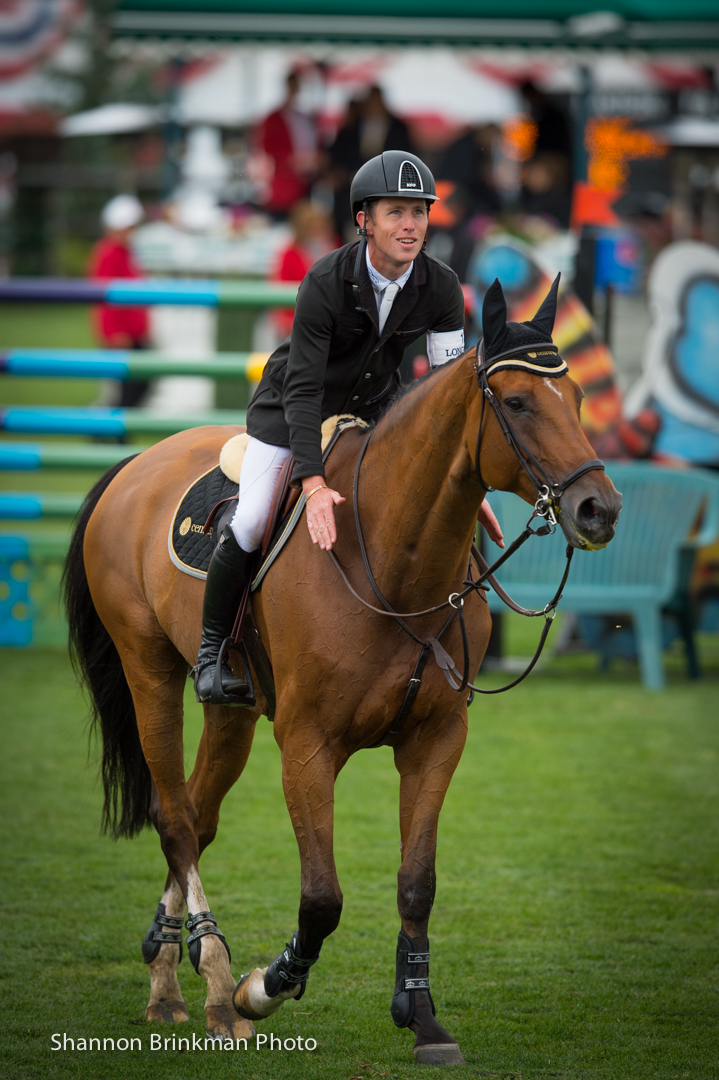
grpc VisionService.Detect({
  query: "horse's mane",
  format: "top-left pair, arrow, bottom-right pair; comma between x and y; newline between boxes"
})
374,347 -> 474,435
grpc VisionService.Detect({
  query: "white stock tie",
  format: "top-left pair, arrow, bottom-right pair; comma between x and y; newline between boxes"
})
378,281 -> 401,335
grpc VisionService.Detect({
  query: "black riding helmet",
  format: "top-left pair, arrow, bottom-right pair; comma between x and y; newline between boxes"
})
350,150 -> 439,226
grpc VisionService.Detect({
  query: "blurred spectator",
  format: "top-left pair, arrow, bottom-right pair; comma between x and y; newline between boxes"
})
271,201 -> 339,338
519,82 -> 571,159
328,86 -> 412,240
435,128 -> 500,218
257,71 -> 319,218
425,183 -> 476,282
519,82 -> 572,227
88,194 -> 150,408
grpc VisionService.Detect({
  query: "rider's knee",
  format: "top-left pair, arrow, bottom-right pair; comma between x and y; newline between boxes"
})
230,505 -> 265,553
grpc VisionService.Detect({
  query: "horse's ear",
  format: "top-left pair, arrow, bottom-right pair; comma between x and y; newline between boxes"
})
531,273 -> 561,337
482,278 -> 507,355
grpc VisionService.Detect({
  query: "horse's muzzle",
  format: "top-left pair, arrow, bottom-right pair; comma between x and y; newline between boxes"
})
560,481 -> 622,550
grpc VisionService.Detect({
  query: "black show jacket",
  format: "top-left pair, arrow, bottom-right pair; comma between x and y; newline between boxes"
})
245,242 -> 465,482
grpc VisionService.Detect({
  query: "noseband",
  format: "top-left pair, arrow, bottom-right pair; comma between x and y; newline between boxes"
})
474,339 -> 605,524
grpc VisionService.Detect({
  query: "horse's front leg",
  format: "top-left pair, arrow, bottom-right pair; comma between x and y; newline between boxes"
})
392,705 -> 468,1066
233,728 -> 345,1022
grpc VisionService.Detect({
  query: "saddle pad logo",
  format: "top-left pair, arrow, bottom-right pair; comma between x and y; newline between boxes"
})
179,516 -> 192,536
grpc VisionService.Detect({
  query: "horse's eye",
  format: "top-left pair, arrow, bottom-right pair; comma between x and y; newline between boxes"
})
504,398 -> 524,413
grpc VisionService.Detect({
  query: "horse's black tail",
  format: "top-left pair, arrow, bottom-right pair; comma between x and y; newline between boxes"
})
62,456 -> 152,839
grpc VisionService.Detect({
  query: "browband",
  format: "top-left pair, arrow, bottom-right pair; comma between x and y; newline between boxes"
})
476,339 -> 568,380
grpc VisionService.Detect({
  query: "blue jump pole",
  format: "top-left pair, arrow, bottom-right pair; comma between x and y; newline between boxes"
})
0,493 -> 84,519
0,443 -> 153,470
0,348 -> 269,380
0,407 -> 246,437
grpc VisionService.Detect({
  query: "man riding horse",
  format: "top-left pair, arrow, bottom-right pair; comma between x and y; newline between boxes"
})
193,150 -> 503,706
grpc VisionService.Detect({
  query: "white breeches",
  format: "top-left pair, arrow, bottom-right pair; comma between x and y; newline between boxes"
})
230,437 -> 292,553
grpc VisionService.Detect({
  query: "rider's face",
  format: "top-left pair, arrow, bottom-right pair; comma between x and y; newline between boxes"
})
358,198 -> 429,277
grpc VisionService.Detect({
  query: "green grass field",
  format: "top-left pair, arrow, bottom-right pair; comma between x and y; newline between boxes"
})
2,303 -> 719,1079
2,648 -> 719,1080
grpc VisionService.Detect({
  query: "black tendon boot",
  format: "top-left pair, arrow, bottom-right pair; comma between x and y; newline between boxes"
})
390,929 -> 434,1028
191,526 -> 255,706
264,931 -> 321,1000
391,929 -> 465,1065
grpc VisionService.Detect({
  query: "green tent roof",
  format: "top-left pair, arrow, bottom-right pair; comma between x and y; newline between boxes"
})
114,2 -> 719,48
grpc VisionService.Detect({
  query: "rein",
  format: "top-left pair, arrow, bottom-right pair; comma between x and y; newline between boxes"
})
326,346 -> 606,741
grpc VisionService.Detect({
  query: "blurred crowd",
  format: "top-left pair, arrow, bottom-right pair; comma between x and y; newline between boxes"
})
252,72 -> 573,286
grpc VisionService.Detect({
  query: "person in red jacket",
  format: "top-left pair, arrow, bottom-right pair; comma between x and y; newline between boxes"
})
271,201 -> 339,338
257,71 -> 319,217
89,194 -> 150,407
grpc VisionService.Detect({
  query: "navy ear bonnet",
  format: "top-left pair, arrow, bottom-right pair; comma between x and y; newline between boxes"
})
479,273 -> 568,378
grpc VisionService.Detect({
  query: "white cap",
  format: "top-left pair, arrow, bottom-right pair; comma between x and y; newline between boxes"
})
101,194 -> 144,231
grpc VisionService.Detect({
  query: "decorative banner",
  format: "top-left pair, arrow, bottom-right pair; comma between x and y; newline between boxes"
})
625,240 -> 719,467
0,0 -> 81,81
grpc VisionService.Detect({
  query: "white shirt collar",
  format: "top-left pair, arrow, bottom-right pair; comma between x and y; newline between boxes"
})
366,246 -> 414,295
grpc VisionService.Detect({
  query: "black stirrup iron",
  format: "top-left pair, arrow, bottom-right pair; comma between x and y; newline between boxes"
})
264,931 -> 321,1000
391,930 -> 434,1028
185,910 -> 231,974
141,902 -> 183,965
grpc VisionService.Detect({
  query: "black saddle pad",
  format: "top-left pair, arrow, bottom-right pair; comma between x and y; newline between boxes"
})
169,466 -> 238,579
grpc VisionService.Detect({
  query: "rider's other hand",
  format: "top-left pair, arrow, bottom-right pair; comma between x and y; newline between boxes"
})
303,477 -> 346,552
478,499 -> 504,548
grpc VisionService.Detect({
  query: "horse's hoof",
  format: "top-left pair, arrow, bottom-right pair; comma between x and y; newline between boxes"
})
145,999 -> 190,1024
205,1003 -> 254,1041
413,1042 -> 467,1066
232,967 -> 299,1021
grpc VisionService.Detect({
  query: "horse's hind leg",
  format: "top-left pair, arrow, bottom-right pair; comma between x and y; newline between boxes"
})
115,626 -> 254,1042
392,707 -> 468,1066
143,872 -> 188,1023
183,702 -> 258,1037
144,705 -> 257,1027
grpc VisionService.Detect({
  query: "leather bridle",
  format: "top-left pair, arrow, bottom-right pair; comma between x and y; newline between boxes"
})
473,339 -> 605,525
326,343 -> 608,744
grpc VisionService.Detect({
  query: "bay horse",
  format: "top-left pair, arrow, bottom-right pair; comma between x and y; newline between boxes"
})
63,284 -> 621,1066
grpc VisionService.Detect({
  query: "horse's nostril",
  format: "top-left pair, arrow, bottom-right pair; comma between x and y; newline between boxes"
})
577,497 -> 607,528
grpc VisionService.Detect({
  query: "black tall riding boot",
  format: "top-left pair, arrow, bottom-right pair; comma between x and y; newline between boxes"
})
191,526 -> 255,706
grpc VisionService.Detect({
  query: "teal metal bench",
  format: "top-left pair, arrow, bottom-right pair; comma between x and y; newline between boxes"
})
485,463 -> 719,689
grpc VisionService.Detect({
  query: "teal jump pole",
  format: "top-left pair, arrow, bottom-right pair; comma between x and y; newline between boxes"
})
0,443 -> 153,470
0,407 -> 246,437
0,493 -> 84,519
0,348 -> 269,380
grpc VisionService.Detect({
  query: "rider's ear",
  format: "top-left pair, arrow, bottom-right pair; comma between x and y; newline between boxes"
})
482,278 -> 507,355
530,273 -> 561,337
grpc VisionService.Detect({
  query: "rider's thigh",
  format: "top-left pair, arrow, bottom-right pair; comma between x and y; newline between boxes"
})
231,437 -> 292,553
